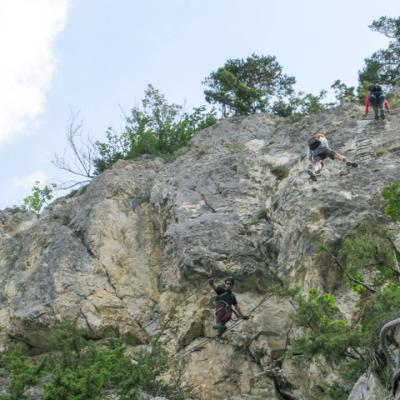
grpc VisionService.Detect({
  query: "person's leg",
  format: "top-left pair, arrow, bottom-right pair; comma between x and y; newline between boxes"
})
370,94 -> 379,119
215,303 -> 225,327
308,160 -> 322,180
334,152 -> 358,167
334,153 -> 345,161
214,304 -> 232,336
310,160 -> 322,173
379,94 -> 386,118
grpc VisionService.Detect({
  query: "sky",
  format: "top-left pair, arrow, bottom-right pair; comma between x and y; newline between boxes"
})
1,0 -> 400,209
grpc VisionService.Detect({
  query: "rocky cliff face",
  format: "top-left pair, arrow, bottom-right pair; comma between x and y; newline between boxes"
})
1,103 -> 400,399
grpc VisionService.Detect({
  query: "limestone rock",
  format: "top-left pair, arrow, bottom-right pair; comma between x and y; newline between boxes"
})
1,104 -> 400,398
347,372 -> 386,400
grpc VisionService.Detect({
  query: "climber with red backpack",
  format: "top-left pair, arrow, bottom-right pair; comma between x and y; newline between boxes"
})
307,130 -> 358,181
208,276 -> 249,337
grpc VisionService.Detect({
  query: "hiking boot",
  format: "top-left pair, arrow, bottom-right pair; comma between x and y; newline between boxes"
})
308,169 -> 317,181
374,113 -> 379,120
346,161 -> 358,168
217,325 -> 227,337
380,111 -> 385,119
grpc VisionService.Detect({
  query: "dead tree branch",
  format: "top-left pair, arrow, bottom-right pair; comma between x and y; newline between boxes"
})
52,111 -> 98,182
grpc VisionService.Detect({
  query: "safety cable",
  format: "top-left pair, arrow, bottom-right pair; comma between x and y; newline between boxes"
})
173,292 -> 275,360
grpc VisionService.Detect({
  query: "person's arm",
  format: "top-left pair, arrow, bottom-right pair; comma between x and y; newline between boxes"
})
208,277 -> 217,291
233,304 -> 249,319
384,98 -> 391,112
307,147 -> 312,161
364,91 -> 371,116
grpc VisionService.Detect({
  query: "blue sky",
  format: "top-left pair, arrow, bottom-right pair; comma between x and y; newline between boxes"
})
1,0 -> 399,209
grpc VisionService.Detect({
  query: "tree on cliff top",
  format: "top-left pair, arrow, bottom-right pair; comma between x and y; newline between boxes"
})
203,54 -> 296,117
359,17 -> 400,86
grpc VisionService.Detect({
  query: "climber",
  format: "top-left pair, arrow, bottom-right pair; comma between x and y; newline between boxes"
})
364,84 -> 391,120
307,130 -> 358,181
208,276 -> 248,337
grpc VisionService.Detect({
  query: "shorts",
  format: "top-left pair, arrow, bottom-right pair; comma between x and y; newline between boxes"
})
313,148 -> 336,161
369,93 -> 385,108
215,303 -> 233,325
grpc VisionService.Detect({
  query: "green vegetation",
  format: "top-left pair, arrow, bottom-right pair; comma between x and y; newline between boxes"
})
271,90 -> 328,117
0,345 -> 46,400
203,53 -> 330,118
382,182 -> 400,221
224,142 -> 244,151
330,80 -> 357,104
203,54 -> 296,117
94,84 -> 217,173
375,144 -> 400,157
52,14 -> 399,183
339,222 -> 395,291
359,17 -> 400,85
269,165 -> 289,180
23,181 -> 56,218
287,193 -> 400,398
0,322 -> 189,400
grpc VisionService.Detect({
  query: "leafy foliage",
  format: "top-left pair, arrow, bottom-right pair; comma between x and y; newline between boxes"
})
289,290 -> 363,365
271,90 -> 328,117
0,322 -> 188,400
94,85 -> 217,173
23,181 -> 56,217
0,345 -> 46,400
339,227 -> 395,291
359,17 -> 400,85
289,212 -> 400,396
382,182 -> 400,221
330,80 -> 357,104
203,54 -> 296,117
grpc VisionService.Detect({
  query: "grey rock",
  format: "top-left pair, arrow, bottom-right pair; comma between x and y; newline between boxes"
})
1,103 -> 400,399
347,372 -> 386,400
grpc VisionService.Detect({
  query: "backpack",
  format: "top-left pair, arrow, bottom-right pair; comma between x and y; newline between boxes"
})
308,137 -> 321,151
370,84 -> 382,94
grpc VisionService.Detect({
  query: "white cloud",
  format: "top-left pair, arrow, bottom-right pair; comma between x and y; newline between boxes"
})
11,171 -> 48,191
0,0 -> 69,145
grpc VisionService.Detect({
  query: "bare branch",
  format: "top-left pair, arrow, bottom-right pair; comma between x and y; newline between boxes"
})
324,248 -> 376,293
53,111 -> 98,182
54,180 -> 91,191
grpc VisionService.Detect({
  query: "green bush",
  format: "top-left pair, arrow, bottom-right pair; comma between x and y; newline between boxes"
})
382,182 -> 400,221
0,322 -> 187,400
330,80 -> 357,104
43,340 -> 163,400
289,290 -> 364,366
0,345 -> 46,400
288,224 -> 400,395
94,85 -> 217,173
23,181 -> 56,218
271,90 -> 328,117
270,165 -> 289,180
359,17 -> 400,85
339,229 -> 394,291
203,54 -> 296,117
